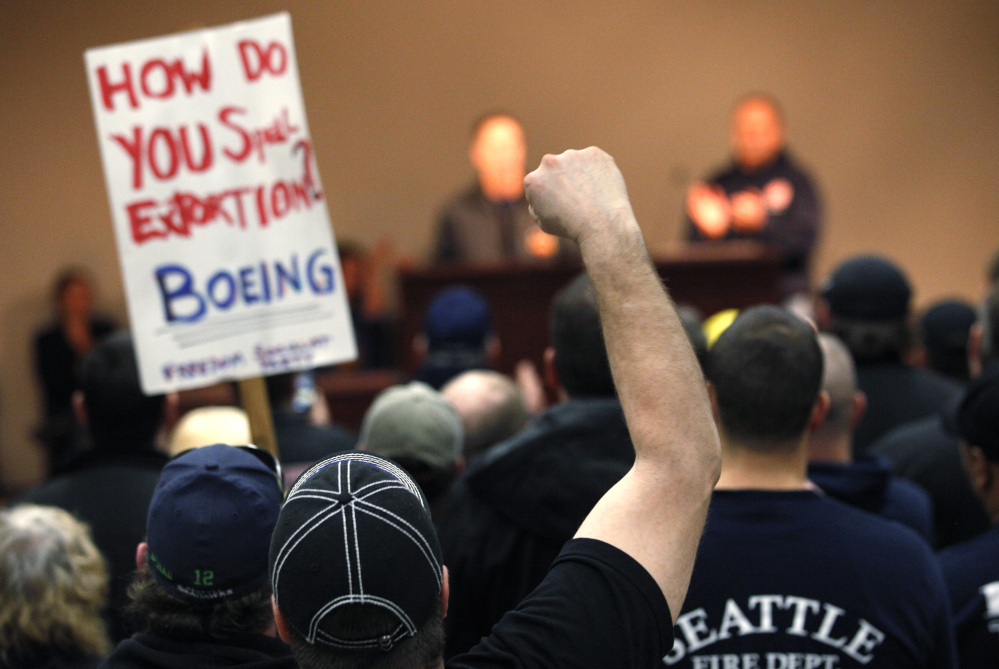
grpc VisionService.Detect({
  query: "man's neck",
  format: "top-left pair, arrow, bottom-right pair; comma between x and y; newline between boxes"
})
806,432 -> 852,465
715,434 -> 810,491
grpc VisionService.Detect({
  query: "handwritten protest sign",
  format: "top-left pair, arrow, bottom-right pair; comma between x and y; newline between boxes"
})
85,13 -> 356,395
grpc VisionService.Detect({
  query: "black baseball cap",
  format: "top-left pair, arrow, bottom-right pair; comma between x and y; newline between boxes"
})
269,452 -> 443,651
821,255 -> 912,320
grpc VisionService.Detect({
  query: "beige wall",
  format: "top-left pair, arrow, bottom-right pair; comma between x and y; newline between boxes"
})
2,1 -> 997,490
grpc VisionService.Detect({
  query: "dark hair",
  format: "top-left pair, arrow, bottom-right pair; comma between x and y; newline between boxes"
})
824,317 -> 910,364
265,372 -> 298,407
285,602 -> 444,669
52,266 -> 93,303
127,566 -> 273,641
707,306 -> 823,447
389,456 -> 458,511
550,273 -> 615,398
80,331 -> 164,449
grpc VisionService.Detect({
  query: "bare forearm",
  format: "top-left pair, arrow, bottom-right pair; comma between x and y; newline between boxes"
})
577,210 -> 716,474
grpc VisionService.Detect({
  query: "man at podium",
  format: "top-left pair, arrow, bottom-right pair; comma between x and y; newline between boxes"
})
686,94 -> 821,300
432,112 -> 570,264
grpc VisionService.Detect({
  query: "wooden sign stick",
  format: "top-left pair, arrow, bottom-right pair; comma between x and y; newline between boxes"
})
238,377 -> 279,458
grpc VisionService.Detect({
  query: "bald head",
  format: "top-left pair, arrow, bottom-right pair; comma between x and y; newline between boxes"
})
441,370 -> 529,458
811,334 -> 865,460
469,114 -> 527,201
731,95 -> 785,172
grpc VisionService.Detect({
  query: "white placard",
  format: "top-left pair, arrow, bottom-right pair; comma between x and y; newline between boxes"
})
85,13 -> 356,394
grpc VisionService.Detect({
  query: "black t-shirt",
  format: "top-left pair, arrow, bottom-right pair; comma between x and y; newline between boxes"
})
447,538 -> 673,669
938,525 -> 999,668
666,490 -> 956,668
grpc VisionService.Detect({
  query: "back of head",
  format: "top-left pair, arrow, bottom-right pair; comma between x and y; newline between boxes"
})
813,334 -> 858,443
820,255 -> 913,363
949,364 -> 999,463
441,370 -> 529,458
0,504 -> 110,662
166,406 -> 252,457
80,331 -> 165,449
359,382 -> 464,507
270,452 -> 444,669
418,286 -> 492,389
708,305 -> 823,448
132,444 -> 283,639
551,273 -> 615,398
919,299 -> 977,381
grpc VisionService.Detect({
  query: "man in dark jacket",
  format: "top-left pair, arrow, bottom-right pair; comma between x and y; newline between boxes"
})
20,332 -> 171,642
435,272 -> 634,657
870,283 -> 999,547
686,94 -> 821,299
817,254 -> 963,454
101,444 -> 293,669
807,333 -> 934,543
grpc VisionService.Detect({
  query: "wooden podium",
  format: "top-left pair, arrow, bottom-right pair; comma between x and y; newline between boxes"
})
397,243 -> 782,377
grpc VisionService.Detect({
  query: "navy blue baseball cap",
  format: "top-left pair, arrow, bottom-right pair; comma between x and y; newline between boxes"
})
821,255 -> 912,320
146,444 -> 284,604
424,285 -> 491,347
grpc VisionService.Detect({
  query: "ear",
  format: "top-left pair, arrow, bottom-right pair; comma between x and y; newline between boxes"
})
273,596 -> 293,643
542,347 -> 559,394
807,390 -> 831,434
485,335 -> 502,369
441,566 -> 450,620
136,542 -> 149,571
961,443 -> 990,496
968,323 -> 984,379
814,299 -> 832,331
413,334 -> 428,361
706,381 -> 721,426
849,391 -> 868,432
73,391 -> 88,428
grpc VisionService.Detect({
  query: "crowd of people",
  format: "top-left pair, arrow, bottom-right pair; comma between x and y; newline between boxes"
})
5,101 -> 998,669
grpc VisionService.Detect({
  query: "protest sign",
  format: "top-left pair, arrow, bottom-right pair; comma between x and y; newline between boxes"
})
85,13 -> 356,395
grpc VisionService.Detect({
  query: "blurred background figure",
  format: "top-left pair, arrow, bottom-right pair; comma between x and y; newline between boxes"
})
165,406 -> 251,458
33,267 -> 117,475
358,381 -> 464,517
870,282 -> 999,548
265,370 -> 357,485
0,504 -> 111,669
441,369 -> 530,461
19,332 -> 172,643
432,112 -> 568,263
817,254 -> 963,454
414,285 -> 498,389
338,240 -> 398,370
909,299 -> 977,384
686,94 -> 821,301
937,363 -> 999,668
